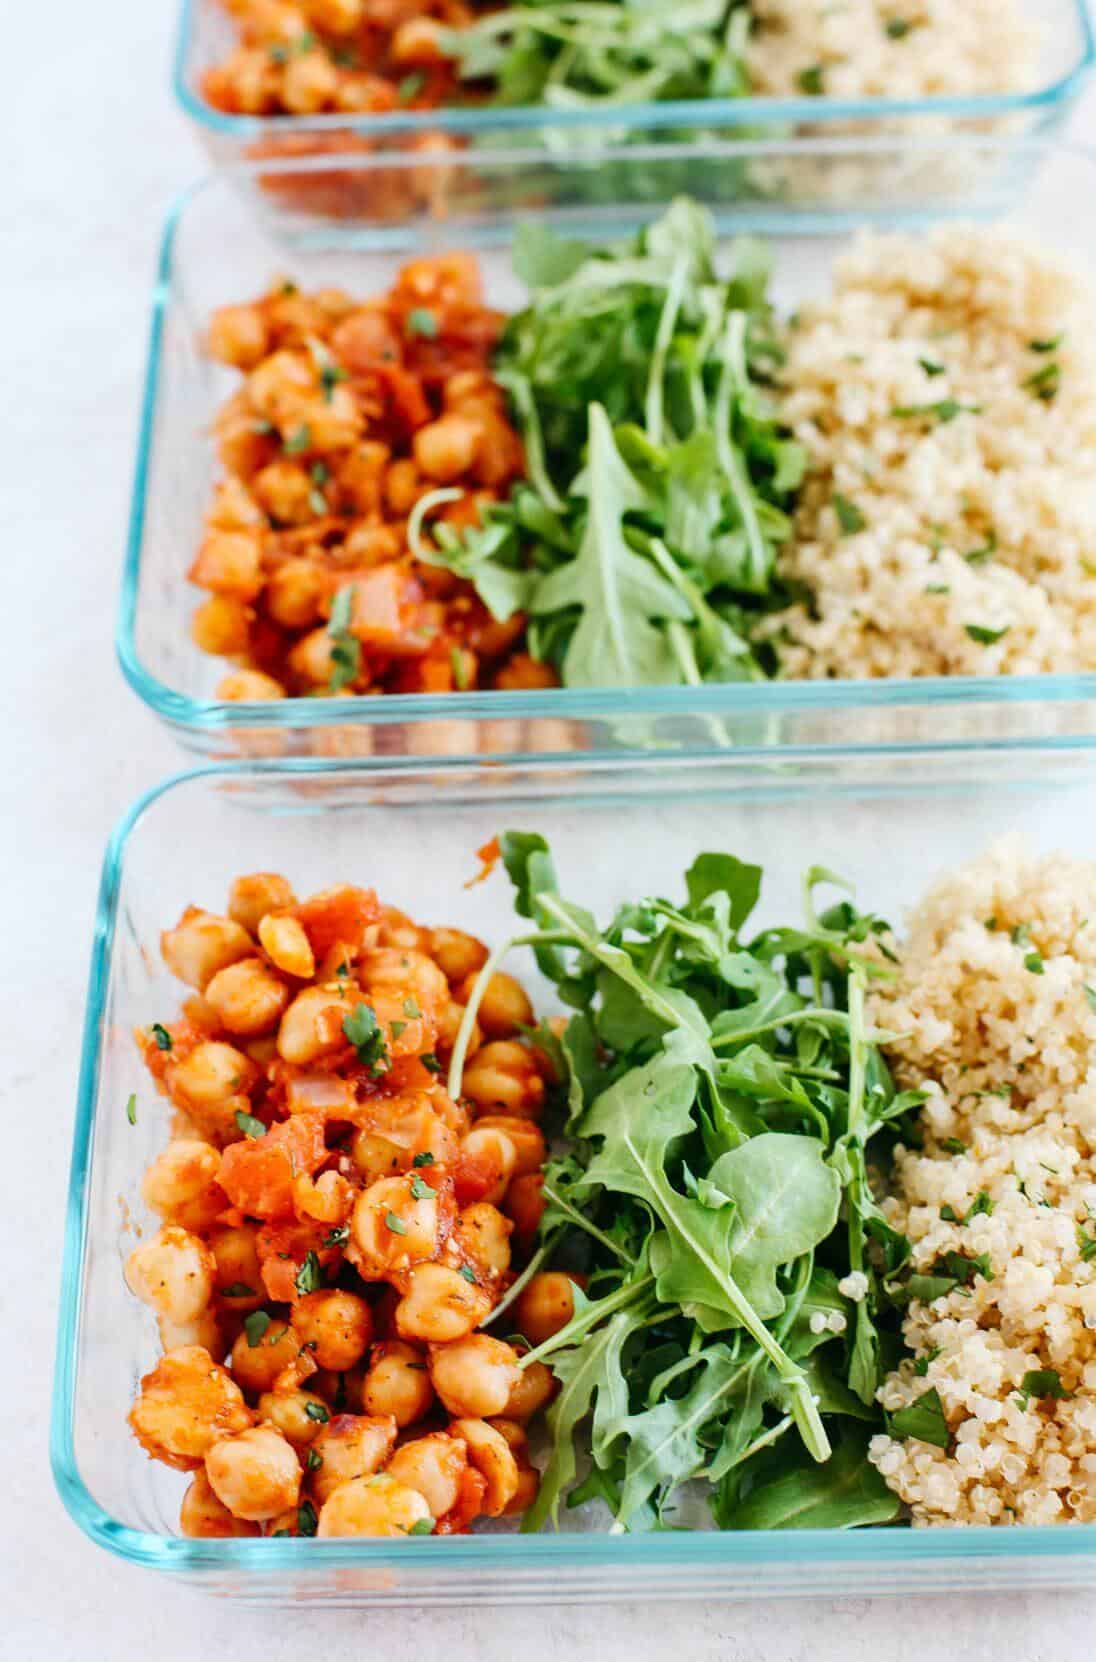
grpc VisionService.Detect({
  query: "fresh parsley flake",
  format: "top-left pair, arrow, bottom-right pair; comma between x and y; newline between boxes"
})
449,646 -> 470,689
297,1500 -> 318,1537
1023,361 -> 1060,402
885,16 -> 912,37
321,362 -> 348,403
403,997 -> 422,1018
797,64 -> 824,94
285,424 -> 312,455
407,1517 -> 435,1535
1016,1369 -> 1072,1410
235,1109 -> 267,1140
410,1174 -> 436,1200
398,71 -> 425,102
918,358 -> 945,377
1024,951 -> 1045,975
914,1345 -> 942,1376
125,1093 -> 137,1125
150,1023 -> 173,1051
1029,334 -> 1063,354
887,1387 -> 950,1448
304,1400 -> 331,1423
458,1265 -> 477,1283
385,1211 -> 408,1235
419,1052 -> 441,1074
892,399 -> 981,424
413,1151 -> 435,1167
221,1282 -> 256,1299
391,1020 -> 408,1039
306,1447 -> 323,1470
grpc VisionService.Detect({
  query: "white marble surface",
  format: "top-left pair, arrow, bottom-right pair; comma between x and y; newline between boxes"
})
9,0 -> 1096,1652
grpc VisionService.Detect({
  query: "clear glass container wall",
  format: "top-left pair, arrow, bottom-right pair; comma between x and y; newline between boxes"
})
53,751 -> 1096,1600
120,140 -> 1096,762
174,0 -> 1095,212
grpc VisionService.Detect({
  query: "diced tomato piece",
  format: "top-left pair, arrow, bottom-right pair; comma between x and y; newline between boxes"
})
217,1113 -> 329,1221
134,1020 -> 205,1087
436,1466 -> 488,1535
376,364 -> 432,432
293,886 -> 380,958
256,1217 -> 336,1303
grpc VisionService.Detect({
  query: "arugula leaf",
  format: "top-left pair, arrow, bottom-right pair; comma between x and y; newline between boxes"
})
717,1427 -> 901,1529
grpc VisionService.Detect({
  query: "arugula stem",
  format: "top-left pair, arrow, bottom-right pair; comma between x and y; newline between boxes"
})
714,311 -> 769,590
447,928 -> 572,1100
535,891 -> 697,1035
540,1181 -> 631,1265
497,369 -> 566,514
710,1006 -> 847,1049
645,255 -> 688,447
516,1275 -> 655,1370
480,1233 -> 559,1330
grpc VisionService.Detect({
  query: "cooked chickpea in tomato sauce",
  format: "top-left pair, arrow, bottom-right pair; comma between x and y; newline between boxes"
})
125,871 -> 554,1538
200,0 -> 468,123
191,260 -> 554,708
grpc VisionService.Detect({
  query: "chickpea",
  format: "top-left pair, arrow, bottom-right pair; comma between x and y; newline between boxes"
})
300,384 -> 364,453
266,558 -> 326,630
286,626 -> 336,690
258,913 -> 315,980
462,1041 -> 546,1118
310,1414 -> 398,1504
217,669 -> 286,702
503,1358 -> 556,1423
429,928 -> 488,984
215,395 -> 276,479
494,653 -> 558,693
208,304 -> 269,371
205,958 -> 290,1037
390,14 -> 446,64
206,1425 -> 301,1522
228,872 -> 297,934
282,48 -> 339,115
191,594 -> 252,657
158,1309 -> 223,1358
458,971 -> 533,1039
458,1125 -> 517,1206
429,1335 -> 520,1419
384,458 -> 420,517
230,1319 -> 302,1396
472,1116 -> 545,1177
317,1472 -> 431,1538
485,1417 -> 528,1458
290,1289 -> 372,1371
128,1346 -> 252,1470
209,1223 -> 264,1309
395,1262 -> 492,1344
252,459 -> 315,526
413,415 -> 481,484
141,1140 -> 225,1232
515,1272 -> 578,1347
180,1470 -> 259,1538
125,1226 -> 216,1325
362,1341 -> 433,1427
350,1106 -> 455,1186
357,947 -> 449,1021
189,529 -> 265,602
207,475 -> 266,533
161,907 -> 254,992
306,0 -> 366,38
292,1169 -> 353,1225
247,349 -> 315,428
350,1174 -> 443,1277
219,45 -> 280,114
343,520 -> 401,568
387,1433 -> 467,1519
448,1417 -> 519,1516
452,1203 -> 512,1278
256,1387 -> 331,1450
435,1000 -> 482,1062
276,984 -> 355,1064
167,1040 -> 254,1114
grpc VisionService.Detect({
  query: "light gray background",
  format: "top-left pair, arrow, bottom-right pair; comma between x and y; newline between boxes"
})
6,1 -> 1096,1654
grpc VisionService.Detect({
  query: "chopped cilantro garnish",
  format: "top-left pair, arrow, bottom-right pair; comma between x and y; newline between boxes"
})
449,646 -> 470,689
1023,361 -> 1060,402
1024,951 -> 1044,975
322,1224 -> 349,1247
941,1137 -> 967,1155
458,1265 -> 477,1284
887,1387 -> 950,1448
403,997 -> 422,1018
306,1447 -> 324,1470
892,399 -> 981,423
832,494 -> 866,535
1016,1369 -> 1071,1410
221,1282 -> 256,1299
244,1310 -> 272,1348
964,623 -> 1011,646
797,64 -> 825,94
914,1344 -> 942,1377
885,17 -> 912,37
410,1174 -> 436,1200
304,1400 -> 331,1423
235,1109 -> 267,1140
406,308 -> 438,339
420,1052 -> 441,1074
385,1211 -> 408,1235
1029,334 -> 1063,354
407,1517 -> 435,1535
321,362 -> 348,403
391,1020 -> 408,1039
285,424 -> 312,455
150,1023 -> 173,1051
398,71 -> 425,102
297,1501 -> 318,1537
343,1002 -> 390,1076
918,358 -> 945,377
295,1251 -> 323,1296
413,1151 -> 435,1167
125,1093 -> 137,1125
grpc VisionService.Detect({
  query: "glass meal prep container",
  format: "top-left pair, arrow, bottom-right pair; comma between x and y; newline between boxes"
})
120,137 -> 1096,765
52,746 -> 1096,1601
173,0 -> 1095,236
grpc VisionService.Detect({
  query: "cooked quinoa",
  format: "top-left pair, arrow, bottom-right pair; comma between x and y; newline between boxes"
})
868,837 -> 1096,1525
745,0 -> 1039,102
766,227 -> 1096,679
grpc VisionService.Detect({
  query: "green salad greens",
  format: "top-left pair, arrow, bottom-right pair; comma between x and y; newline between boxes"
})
452,834 -> 923,1531
441,0 -> 754,116
410,201 -> 806,690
